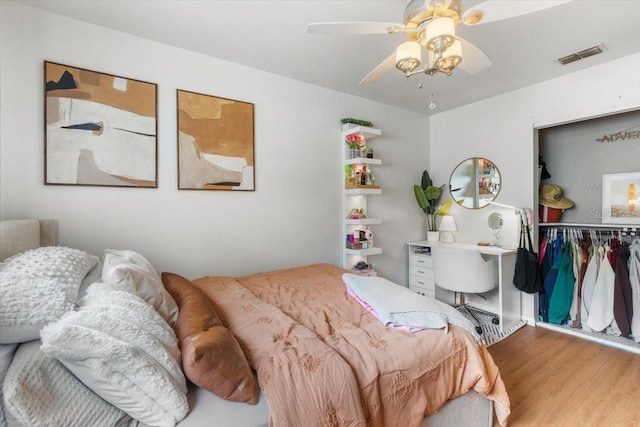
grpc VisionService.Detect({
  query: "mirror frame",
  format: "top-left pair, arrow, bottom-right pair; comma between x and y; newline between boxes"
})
449,157 -> 502,209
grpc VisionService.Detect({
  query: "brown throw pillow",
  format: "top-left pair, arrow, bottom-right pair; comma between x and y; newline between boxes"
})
161,272 -> 258,404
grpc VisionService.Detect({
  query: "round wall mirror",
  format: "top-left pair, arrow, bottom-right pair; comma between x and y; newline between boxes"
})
449,158 -> 501,209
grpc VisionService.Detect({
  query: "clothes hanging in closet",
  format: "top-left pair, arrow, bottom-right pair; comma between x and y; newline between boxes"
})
580,241 -> 599,332
540,229 -> 637,340
628,238 -> 640,343
613,242 -> 632,337
549,241 -> 576,325
585,242 -> 617,332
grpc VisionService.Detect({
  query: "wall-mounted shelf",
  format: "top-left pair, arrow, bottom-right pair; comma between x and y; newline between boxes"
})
344,158 -> 382,166
342,125 -> 381,140
345,218 -> 382,226
342,125 -> 383,273
345,188 -> 382,195
345,247 -> 383,256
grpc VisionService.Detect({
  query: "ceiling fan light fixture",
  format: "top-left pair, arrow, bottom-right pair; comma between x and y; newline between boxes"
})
395,41 -> 422,73
424,17 -> 455,53
436,39 -> 462,73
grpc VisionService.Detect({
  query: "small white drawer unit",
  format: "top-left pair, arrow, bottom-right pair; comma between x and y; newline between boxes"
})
408,251 -> 435,299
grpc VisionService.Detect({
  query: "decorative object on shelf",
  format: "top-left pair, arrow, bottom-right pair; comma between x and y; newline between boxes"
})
345,134 -> 365,159
539,183 -> 574,223
340,117 -> 373,129
345,164 -> 379,189
602,172 -> 640,225
177,89 -> 254,191
44,61 -> 158,188
347,208 -> 367,220
439,215 -> 457,243
413,169 -> 452,233
364,227 -> 374,246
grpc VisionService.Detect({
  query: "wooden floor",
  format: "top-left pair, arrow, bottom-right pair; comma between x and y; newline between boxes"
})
487,325 -> 640,427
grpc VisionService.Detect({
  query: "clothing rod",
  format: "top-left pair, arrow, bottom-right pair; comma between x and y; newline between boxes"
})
540,223 -> 640,237
539,222 -> 638,231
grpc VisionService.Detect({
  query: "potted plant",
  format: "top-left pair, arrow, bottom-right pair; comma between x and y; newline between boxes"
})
340,117 -> 373,130
413,169 -> 453,241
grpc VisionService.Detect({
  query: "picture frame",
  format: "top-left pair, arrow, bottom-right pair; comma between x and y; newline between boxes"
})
176,89 -> 255,191
44,61 -> 158,187
602,172 -> 640,224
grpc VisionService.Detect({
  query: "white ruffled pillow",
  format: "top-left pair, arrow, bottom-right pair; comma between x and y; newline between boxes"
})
3,340 -> 131,427
40,283 -> 188,427
0,246 -> 98,344
102,249 -> 179,327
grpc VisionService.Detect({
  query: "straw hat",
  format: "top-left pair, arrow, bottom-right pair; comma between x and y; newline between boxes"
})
539,184 -> 574,209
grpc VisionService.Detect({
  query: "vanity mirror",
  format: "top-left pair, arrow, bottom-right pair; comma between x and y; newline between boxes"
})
449,158 -> 501,209
488,212 -> 504,246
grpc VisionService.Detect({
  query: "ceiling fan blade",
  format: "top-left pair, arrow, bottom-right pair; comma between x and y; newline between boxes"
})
457,37 -> 492,75
360,53 -> 396,85
307,22 -> 403,35
462,0 -> 572,25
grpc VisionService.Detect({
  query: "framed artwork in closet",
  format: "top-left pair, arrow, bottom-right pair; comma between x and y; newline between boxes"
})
602,172 -> 640,224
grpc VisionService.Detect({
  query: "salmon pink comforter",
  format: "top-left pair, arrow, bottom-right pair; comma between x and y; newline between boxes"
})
193,264 -> 510,427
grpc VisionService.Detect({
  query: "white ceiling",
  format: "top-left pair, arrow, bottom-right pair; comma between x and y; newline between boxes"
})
23,0 -> 640,115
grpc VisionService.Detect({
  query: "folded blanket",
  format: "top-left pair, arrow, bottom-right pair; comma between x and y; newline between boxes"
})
343,273 -> 481,341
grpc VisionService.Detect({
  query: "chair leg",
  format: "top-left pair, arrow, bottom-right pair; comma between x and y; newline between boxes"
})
454,294 -> 483,334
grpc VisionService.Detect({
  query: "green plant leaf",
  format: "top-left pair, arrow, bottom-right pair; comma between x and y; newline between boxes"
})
424,185 -> 441,201
421,170 -> 432,189
413,185 -> 429,211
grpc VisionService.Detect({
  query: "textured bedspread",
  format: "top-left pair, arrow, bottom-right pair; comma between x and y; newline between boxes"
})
193,264 -> 510,427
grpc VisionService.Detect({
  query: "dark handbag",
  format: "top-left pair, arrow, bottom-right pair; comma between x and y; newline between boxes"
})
513,215 -> 543,293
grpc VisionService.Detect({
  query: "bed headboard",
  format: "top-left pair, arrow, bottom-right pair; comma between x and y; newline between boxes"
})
0,219 -> 58,261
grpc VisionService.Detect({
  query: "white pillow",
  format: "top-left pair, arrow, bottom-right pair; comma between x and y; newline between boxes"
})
102,249 -> 179,327
40,283 -> 188,427
0,343 -> 18,426
3,340 -> 131,427
0,246 -> 98,344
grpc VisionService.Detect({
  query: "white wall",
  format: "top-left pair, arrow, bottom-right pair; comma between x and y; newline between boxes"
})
0,1 -> 429,283
429,52 -> 640,323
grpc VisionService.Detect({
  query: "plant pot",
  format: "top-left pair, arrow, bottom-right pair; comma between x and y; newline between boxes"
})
427,231 -> 440,242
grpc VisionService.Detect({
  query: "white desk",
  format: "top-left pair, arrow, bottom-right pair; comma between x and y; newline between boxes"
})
406,241 -> 521,333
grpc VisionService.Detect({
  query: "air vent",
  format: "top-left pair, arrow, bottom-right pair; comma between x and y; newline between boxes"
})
556,44 -> 605,65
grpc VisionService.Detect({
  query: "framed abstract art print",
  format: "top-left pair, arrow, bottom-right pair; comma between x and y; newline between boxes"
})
44,61 -> 157,187
176,89 -> 255,191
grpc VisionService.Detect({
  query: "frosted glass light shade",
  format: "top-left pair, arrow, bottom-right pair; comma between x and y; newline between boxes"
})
425,17 -> 455,52
436,39 -> 462,72
395,41 -> 422,72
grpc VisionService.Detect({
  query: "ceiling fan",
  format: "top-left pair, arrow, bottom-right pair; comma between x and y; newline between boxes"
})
308,0 -> 572,84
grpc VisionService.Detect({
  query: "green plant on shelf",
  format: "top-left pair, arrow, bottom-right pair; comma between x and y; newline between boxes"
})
340,117 -> 373,127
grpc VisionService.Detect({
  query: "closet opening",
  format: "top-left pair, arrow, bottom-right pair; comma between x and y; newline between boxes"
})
535,109 -> 640,354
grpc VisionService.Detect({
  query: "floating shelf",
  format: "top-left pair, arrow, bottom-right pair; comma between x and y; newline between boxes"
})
345,218 -> 382,225
345,188 -> 382,195
345,247 -> 383,256
341,125 -> 382,140
344,158 -> 382,166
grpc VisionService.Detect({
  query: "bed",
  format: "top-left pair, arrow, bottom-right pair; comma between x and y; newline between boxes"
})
0,219 -> 510,427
